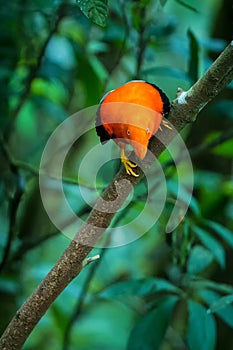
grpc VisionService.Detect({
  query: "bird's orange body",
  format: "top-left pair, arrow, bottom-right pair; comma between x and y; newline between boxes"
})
96,80 -> 170,176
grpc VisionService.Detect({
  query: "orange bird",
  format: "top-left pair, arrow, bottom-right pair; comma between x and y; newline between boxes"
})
96,80 -> 171,176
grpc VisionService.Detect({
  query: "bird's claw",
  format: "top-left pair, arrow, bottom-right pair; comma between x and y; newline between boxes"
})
122,158 -> 139,177
120,149 -> 139,177
161,119 -> 172,130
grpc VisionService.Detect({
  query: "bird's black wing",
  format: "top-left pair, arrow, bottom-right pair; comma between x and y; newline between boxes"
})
95,105 -> 111,144
146,82 -> 170,118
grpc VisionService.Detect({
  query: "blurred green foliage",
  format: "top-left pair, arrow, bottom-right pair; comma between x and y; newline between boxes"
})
0,0 -> 233,349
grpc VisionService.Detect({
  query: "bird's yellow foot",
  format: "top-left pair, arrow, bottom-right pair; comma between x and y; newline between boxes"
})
122,158 -> 139,177
121,149 -> 139,177
162,119 -> 172,130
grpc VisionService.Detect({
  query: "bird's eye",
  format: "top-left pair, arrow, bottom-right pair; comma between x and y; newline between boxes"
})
127,129 -> 130,136
146,127 -> 150,134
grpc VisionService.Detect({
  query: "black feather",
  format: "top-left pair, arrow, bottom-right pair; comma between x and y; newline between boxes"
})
146,82 -> 170,118
95,105 -> 111,144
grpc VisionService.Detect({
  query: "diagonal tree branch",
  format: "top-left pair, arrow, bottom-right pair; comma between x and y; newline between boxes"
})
0,41 -> 233,350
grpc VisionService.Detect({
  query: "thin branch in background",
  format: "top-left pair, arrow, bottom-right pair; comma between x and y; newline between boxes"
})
5,3 -> 68,139
63,208 -> 132,350
0,184 -> 24,274
134,6 -> 148,78
190,129 -> 233,158
162,129 -> 233,172
63,248 -> 106,350
63,207 -> 133,350
0,136 -> 24,273
10,231 -> 59,263
9,202 -> 92,264
103,0 -> 130,91
0,132 -> 95,267
0,133 -> 104,189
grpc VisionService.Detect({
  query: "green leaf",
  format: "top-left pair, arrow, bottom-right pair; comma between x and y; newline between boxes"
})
187,301 -> 216,350
175,0 -> 199,13
167,180 -> 193,211
189,278 -> 233,295
187,245 -> 214,274
189,196 -> 201,217
188,29 -> 200,82
127,296 -> 178,350
50,304 -> 68,337
77,0 -> 108,27
208,294 -> 233,314
193,226 -> 225,268
204,220 -> 233,249
213,138 -> 233,157
198,289 -> 233,329
88,55 -> 109,81
31,78 -> 68,105
228,80 -> 233,89
60,18 -> 86,45
100,278 -> 180,299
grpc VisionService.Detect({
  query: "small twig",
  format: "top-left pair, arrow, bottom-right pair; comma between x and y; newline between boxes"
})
83,254 -> 100,267
63,250 -> 105,350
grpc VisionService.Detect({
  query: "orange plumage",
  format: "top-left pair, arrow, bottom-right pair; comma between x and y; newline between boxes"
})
96,80 -> 170,176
